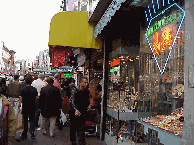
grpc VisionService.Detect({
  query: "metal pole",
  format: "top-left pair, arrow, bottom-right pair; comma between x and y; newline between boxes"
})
100,37 -> 108,142
64,0 -> 66,11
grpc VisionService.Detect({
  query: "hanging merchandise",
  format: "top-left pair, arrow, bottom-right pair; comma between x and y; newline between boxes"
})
77,51 -> 86,66
65,49 -> 69,65
58,49 -> 66,67
70,49 -> 77,66
52,49 -> 59,67
52,48 -> 66,67
73,48 -> 80,55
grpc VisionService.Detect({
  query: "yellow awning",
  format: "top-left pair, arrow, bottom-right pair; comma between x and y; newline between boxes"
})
49,12 -> 102,49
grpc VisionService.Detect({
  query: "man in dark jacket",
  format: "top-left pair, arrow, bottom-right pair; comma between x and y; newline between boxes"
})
17,75 -> 38,141
69,76 -> 91,145
39,77 -> 62,137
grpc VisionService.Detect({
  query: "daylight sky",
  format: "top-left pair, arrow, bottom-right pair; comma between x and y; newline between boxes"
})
0,0 -> 63,64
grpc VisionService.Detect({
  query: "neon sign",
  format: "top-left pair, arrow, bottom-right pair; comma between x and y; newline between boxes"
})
110,59 -> 120,67
110,66 -> 120,72
153,27 -> 173,55
145,2 -> 185,75
64,73 -> 72,78
146,12 -> 183,37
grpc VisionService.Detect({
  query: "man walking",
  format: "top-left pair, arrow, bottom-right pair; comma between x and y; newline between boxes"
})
31,73 -> 46,127
7,75 -> 22,113
17,75 -> 38,141
69,76 -> 91,145
39,77 -> 62,137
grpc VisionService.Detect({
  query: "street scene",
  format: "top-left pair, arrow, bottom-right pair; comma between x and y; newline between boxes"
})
0,0 -> 194,145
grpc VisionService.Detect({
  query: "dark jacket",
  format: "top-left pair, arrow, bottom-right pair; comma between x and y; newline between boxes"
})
39,84 -> 62,118
7,80 -> 22,98
69,86 -> 90,118
20,86 -> 37,114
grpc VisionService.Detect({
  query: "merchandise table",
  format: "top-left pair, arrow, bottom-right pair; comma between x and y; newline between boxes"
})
137,120 -> 182,145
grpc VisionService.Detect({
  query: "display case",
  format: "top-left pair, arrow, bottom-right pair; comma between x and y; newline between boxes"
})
106,52 -> 152,144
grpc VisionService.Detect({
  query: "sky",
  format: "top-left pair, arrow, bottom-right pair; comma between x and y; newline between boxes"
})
0,0 -> 63,64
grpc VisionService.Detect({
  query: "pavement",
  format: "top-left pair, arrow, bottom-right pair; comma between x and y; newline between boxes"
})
10,115 -> 106,145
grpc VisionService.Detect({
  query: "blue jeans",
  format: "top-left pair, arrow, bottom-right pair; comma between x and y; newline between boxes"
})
35,98 -> 40,125
22,113 -> 35,137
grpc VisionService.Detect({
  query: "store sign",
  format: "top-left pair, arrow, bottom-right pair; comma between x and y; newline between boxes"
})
110,66 -> 120,72
64,72 -> 73,78
110,59 -> 120,67
56,68 -> 74,73
145,2 -> 185,75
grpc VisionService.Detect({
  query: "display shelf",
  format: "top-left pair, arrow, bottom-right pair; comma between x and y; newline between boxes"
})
137,120 -> 182,145
107,108 -> 152,120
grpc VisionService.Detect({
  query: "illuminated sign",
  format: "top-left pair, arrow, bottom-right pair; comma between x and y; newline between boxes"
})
145,2 -> 185,75
110,59 -> 120,67
146,12 -> 183,37
64,73 -> 72,78
110,66 -> 120,72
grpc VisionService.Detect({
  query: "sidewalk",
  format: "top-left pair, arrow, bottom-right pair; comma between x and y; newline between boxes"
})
11,115 -> 106,145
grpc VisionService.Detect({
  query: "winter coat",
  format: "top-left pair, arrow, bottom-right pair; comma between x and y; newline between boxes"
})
1,94 -> 16,145
39,84 -> 62,118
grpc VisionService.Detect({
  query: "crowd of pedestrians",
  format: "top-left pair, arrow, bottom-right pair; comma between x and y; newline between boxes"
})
0,73 -> 102,145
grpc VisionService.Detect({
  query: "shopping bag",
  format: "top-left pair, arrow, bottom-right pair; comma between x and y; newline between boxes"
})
60,110 -> 67,125
16,105 -> 23,133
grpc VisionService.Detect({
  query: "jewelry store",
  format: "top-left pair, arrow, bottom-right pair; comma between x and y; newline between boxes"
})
93,0 -> 192,144
133,0 -> 188,145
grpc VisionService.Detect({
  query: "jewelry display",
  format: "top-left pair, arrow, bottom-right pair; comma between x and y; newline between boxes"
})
139,107 -> 184,137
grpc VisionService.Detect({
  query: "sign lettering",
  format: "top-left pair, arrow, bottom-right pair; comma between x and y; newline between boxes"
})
152,27 -> 173,55
146,12 -> 183,37
110,59 -> 120,67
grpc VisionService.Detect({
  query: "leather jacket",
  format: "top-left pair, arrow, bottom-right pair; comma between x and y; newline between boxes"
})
69,86 -> 90,115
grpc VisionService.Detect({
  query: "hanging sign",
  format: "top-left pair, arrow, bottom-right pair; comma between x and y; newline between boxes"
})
110,59 -> 120,67
110,66 -> 120,72
145,2 -> 185,75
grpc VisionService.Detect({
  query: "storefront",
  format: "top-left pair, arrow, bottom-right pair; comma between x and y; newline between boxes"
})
92,0 -> 193,144
136,0 -> 186,144
48,11 -> 103,81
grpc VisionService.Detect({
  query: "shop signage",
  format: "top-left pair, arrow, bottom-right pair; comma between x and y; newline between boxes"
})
110,66 -> 120,72
110,59 -> 120,67
145,2 -> 185,75
56,68 -> 74,73
146,11 -> 183,37
64,72 -> 73,78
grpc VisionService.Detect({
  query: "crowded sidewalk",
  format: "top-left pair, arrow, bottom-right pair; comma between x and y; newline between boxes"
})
11,115 -> 104,145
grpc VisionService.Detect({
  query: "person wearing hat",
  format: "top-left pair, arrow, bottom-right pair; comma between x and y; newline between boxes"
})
31,73 -> 46,127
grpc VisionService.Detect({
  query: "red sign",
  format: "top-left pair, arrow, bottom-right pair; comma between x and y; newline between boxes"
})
152,27 -> 173,55
110,59 -> 120,67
